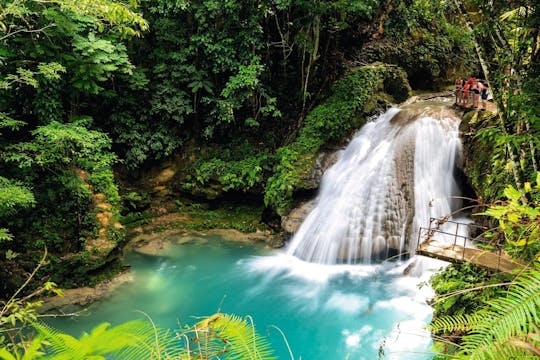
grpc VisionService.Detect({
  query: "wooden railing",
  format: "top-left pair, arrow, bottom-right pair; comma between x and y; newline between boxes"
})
415,217 -> 524,273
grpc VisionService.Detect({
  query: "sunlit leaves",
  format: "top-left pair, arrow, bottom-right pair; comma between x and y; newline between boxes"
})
69,33 -> 132,93
479,172 -> 540,261
55,0 -> 148,36
0,177 -> 35,218
36,62 -> 65,80
0,113 -> 25,133
5,121 -> 115,169
0,228 -> 14,243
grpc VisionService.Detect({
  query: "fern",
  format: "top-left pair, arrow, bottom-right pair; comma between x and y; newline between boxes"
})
430,313 -> 484,334
211,314 -> 276,360
188,313 -> 276,360
34,319 -> 184,359
3,313 -> 279,359
430,270 -> 540,359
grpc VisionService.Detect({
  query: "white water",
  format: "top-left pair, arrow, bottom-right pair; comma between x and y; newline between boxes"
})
52,102 -> 466,360
286,105 -> 464,264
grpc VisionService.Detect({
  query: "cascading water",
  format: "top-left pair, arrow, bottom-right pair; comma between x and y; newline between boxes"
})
286,104 -> 464,264
51,100 -> 465,360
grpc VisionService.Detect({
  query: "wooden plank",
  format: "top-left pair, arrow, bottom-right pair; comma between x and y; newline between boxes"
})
416,239 -> 524,273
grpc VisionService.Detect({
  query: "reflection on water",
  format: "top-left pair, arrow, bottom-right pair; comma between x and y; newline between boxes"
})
49,237 -> 443,359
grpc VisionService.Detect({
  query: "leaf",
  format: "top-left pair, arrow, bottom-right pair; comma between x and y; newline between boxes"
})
5,249 -> 19,260
503,186 -> 522,202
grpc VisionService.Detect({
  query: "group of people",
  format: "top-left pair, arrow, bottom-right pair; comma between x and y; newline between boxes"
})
454,76 -> 489,110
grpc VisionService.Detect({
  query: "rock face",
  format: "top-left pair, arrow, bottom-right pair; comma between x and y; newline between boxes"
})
458,109 -> 509,202
300,150 -> 340,190
279,149 -> 340,238
278,148 -> 340,234
281,199 -> 317,235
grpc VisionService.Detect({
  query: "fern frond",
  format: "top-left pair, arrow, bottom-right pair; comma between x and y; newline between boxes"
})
201,313 -> 276,360
35,319 -> 184,359
105,320 -> 184,359
0,347 -> 17,360
509,331 -> 540,357
429,313 -> 484,334
33,321 -> 81,359
457,271 -> 540,359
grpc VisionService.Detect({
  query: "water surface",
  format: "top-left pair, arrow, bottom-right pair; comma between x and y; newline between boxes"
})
51,236 -> 438,359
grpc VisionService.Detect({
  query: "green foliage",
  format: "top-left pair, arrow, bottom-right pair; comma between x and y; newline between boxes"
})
464,117 -> 515,201
479,173 -> 540,262
106,0 -> 402,168
0,62 -> 66,90
428,263 -> 506,318
55,0 -> 148,36
0,178 -> 35,218
197,313 -> 276,360
362,0 -> 476,88
175,201 -> 268,233
5,121 -> 114,170
1,313 -> 277,360
68,33 -> 133,94
0,229 -> 13,244
0,0 -> 146,98
31,320 -> 182,359
0,114 -> 25,134
430,270 -> 540,359
0,253 -> 62,352
264,64 -> 411,214
183,152 -> 275,198
464,0 -> 540,195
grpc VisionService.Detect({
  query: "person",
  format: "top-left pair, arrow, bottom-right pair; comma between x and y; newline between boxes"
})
462,80 -> 471,107
454,77 -> 463,105
480,81 -> 489,110
471,78 -> 480,109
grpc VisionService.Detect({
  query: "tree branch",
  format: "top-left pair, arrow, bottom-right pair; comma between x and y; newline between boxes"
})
0,24 -> 56,41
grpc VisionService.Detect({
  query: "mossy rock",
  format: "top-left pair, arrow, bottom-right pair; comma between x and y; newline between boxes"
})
265,64 -> 411,215
459,110 -> 513,202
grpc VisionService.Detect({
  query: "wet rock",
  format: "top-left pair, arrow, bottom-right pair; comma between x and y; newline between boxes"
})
281,200 -> 316,234
300,151 -> 340,190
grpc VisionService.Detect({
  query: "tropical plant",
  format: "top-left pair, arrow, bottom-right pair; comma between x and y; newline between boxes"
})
457,0 -> 540,196
479,172 -> 540,262
0,313 -> 278,360
430,270 -> 540,359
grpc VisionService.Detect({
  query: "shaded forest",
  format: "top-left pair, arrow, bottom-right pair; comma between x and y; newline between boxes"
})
1,0 -> 539,357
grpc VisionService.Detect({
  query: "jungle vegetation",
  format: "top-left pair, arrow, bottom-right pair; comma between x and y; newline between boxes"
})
0,0 -> 539,358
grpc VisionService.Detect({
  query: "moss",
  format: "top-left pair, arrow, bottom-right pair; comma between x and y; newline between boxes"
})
264,64 -> 411,214
178,144 -> 275,200
176,65 -> 410,215
173,201 -> 270,233
459,110 -> 514,201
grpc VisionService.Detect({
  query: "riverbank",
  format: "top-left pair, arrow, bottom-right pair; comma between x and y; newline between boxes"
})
40,214 -> 279,313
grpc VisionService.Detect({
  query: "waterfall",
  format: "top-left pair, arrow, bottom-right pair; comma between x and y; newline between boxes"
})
286,104 -> 464,264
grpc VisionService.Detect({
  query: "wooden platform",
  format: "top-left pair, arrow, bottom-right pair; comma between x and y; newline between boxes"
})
416,239 -> 524,274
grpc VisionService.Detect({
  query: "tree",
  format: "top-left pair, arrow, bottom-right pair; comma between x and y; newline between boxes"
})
0,0 -> 148,296
459,0 -> 540,194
